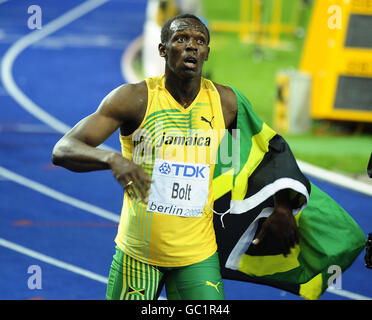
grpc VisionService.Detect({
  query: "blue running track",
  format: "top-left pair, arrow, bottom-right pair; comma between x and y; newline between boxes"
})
0,0 -> 371,300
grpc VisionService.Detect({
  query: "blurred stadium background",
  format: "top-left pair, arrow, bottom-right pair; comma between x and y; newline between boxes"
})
0,0 -> 371,300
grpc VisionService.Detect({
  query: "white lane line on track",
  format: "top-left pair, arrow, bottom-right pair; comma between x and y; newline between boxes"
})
0,0 -> 110,135
297,160 -> 372,197
0,238 -> 108,284
326,287 -> 371,300
0,166 -> 120,223
1,166 -> 371,301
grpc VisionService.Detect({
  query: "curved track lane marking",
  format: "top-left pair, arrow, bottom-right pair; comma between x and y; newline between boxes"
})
0,0 -> 110,135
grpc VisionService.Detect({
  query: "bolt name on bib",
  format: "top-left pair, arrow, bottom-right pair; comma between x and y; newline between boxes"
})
147,159 -> 210,217
171,182 -> 191,200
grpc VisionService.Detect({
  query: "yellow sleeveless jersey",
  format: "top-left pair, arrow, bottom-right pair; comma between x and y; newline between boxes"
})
115,75 -> 226,267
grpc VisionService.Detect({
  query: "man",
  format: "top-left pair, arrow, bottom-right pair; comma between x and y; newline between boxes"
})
52,14 -> 298,300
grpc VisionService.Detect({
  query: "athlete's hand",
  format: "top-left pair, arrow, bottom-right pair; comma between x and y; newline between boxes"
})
108,153 -> 153,202
252,207 -> 299,257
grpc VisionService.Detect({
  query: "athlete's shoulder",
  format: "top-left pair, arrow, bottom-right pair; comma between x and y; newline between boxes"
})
212,82 -> 237,129
101,81 -> 147,118
212,82 -> 236,103
110,80 -> 148,108
95,81 -> 148,135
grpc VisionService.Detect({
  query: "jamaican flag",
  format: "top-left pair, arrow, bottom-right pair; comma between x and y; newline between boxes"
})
212,87 -> 366,300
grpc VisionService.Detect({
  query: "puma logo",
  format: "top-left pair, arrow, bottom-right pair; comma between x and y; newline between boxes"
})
201,116 -> 214,129
205,280 -> 222,293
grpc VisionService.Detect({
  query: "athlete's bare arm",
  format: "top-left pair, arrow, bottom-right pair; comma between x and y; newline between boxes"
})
215,83 -> 299,256
52,81 -> 152,201
213,83 -> 237,130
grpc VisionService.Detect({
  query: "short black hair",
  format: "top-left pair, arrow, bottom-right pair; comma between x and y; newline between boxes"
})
160,13 -> 210,44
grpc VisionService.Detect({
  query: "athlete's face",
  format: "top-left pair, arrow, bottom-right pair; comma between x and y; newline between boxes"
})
159,18 -> 210,79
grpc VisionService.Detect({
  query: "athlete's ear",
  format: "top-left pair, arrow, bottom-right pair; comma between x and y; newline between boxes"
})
159,43 -> 167,58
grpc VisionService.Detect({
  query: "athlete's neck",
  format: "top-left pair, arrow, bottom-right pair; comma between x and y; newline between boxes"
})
164,72 -> 201,109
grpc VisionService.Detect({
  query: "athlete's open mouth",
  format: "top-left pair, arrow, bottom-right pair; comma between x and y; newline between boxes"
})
184,57 -> 197,69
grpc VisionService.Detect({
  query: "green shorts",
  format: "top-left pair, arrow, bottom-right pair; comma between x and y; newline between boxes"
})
106,247 -> 225,300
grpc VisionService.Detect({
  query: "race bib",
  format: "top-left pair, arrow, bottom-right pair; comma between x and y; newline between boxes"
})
147,159 -> 210,217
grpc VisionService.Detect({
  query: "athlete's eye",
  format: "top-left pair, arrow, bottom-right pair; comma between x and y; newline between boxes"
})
197,38 -> 205,45
177,36 -> 185,42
